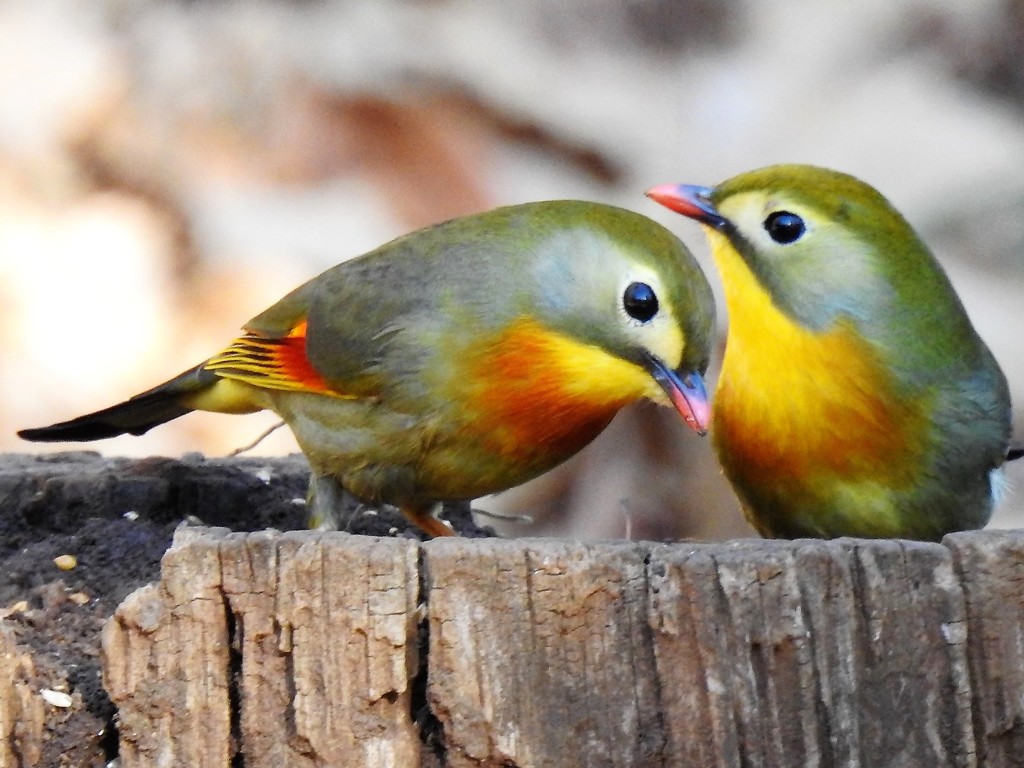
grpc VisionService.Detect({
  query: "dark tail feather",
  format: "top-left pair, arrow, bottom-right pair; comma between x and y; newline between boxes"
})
1008,441 -> 1024,463
18,367 -> 216,443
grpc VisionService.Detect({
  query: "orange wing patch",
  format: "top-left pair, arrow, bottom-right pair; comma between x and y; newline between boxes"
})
203,320 -> 343,397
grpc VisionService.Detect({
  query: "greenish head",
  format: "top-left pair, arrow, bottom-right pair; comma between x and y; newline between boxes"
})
496,201 -> 716,432
648,165 -> 984,372
514,201 -> 715,378
712,165 -> 941,331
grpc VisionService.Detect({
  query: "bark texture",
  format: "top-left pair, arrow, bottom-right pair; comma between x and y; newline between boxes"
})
0,623 -> 44,768
99,529 -> 1024,768
103,528 -> 422,768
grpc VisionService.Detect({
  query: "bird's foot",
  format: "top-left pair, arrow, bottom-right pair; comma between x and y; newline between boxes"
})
306,474 -> 367,531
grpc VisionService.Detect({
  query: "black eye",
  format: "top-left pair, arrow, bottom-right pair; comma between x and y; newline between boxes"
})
764,211 -> 805,244
623,282 -> 659,323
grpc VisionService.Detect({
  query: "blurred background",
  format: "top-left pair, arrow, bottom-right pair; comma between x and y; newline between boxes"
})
2,0 -> 1022,540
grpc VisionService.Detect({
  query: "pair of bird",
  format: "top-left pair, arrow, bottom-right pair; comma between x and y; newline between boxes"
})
20,165 -> 1017,541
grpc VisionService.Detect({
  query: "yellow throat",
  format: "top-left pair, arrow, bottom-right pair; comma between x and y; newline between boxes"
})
707,229 -> 924,491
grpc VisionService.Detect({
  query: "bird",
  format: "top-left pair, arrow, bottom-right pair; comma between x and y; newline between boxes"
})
19,200 -> 715,537
646,164 -> 1015,541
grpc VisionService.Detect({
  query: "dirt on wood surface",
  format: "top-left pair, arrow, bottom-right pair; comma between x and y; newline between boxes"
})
0,452 -> 488,766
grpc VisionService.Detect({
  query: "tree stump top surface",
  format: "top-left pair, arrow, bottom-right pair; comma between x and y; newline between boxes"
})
1,453 -> 1022,768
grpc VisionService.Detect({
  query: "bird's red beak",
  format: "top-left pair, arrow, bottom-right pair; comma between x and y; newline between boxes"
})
646,184 -> 728,229
644,354 -> 710,435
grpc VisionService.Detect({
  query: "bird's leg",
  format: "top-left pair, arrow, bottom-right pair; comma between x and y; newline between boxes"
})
307,474 -> 457,537
306,473 -> 366,531
400,503 -> 457,538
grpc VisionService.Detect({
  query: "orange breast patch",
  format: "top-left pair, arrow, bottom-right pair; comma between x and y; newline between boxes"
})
714,322 -> 924,487
708,229 -> 926,494
456,317 -> 653,461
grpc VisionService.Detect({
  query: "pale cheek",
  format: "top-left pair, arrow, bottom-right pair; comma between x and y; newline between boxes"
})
630,315 -> 684,371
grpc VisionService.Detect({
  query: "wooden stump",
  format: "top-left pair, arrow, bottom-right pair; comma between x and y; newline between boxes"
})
103,528 -> 422,768
0,623 -> 44,768
100,528 -> 1024,768
945,532 -> 1024,768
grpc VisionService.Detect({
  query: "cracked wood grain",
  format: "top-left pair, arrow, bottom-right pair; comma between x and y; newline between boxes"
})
423,538 -> 664,768
0,622 -> 44,768
647,538 -> 974,768
102,526 -> 233,767
102,527 -> 421,768
945,531 -> 1024,768
99,529 -> 1024,768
